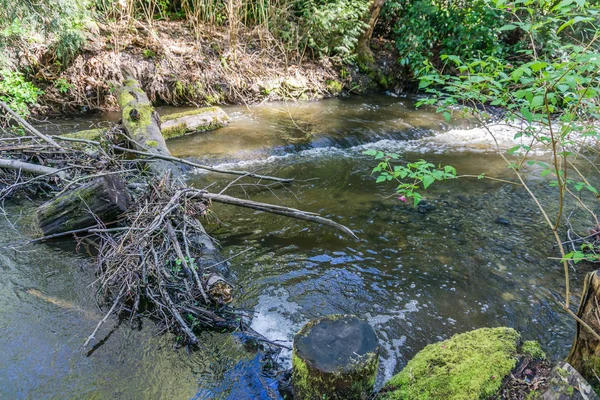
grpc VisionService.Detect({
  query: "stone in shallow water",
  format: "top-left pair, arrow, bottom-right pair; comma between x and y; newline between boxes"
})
292,314 -> 379,399
378,327 -> 520,400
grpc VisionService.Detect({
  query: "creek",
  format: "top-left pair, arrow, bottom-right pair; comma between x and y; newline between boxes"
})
0,94 -> 595,399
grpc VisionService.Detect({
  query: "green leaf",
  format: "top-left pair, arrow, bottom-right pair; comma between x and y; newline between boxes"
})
443,111 -> 451,122
422,175 -> 434,189
412,192 -> 423,208
363,149 -> 377,156
521,108 -> 533,123
530,95 -> 544,108
376,175 -> 386,183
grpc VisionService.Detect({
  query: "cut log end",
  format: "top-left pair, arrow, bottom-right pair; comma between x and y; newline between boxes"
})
292,314 -> 379,399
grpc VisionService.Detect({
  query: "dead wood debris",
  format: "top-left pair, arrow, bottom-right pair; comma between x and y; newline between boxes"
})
0,102 -> 356,347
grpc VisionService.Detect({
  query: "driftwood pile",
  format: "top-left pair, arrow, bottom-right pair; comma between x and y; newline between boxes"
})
0,78 -> 356,347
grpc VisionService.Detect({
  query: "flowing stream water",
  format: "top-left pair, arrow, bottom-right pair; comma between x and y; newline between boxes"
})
1,94 -> 597,399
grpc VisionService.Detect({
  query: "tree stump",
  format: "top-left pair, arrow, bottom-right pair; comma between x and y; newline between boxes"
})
292,314 -> 379,400
36,176 -> 129,236
567,269 -> 600,383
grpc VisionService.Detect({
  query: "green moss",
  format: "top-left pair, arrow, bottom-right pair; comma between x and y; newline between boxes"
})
292,349 -> 379,400
380,327 -> 520,400
326,80 -> 343,95
160,107 -> 220,122
145,140 -> 158,147
61,128 -> 106,141
161,123 -> 188,140
521,341 -> 546,360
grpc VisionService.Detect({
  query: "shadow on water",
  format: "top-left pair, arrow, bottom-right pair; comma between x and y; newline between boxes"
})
4,94 -> 598,398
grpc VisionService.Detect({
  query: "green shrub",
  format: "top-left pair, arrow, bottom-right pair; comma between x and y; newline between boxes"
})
380,0 -> 511,74
0,69 -> 43,117
296,0 -> 370,61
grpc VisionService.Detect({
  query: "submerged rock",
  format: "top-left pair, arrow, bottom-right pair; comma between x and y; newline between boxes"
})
378,327 -> 520,400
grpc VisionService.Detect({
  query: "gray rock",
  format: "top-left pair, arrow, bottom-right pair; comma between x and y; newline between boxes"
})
542,361 -> 600,400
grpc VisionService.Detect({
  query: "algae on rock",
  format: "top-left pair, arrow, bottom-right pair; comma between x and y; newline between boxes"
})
379,327 -> 520,400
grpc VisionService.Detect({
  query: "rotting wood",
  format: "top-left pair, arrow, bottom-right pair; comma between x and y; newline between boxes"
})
161,107 -> 230,139
117,77 -> 182,179
36,176 -> 129,236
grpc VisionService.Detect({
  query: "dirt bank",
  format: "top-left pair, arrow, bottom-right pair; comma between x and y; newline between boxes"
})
20,20 -> 401,115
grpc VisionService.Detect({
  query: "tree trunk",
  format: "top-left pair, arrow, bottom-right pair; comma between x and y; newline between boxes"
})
292,315 -> 380,399
117,78 -> 224,271
117,77 -> 182,179
567,269 -> 600,382
357,0 -> 385,66
36,176 -> 129,236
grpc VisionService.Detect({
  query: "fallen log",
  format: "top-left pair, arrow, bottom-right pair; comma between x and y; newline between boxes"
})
161,107 -> 230,139
117,77 -> 182,178
35,176 -> 129,236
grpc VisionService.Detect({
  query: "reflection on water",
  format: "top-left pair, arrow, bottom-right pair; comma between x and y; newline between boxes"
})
4,94 -> 598,398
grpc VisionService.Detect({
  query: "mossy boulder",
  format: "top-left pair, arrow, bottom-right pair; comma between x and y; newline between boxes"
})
379,327 -> 520,400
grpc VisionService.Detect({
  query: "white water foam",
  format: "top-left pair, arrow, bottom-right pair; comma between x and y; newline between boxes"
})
196,121 -> 554,174
249,288 -> 304,364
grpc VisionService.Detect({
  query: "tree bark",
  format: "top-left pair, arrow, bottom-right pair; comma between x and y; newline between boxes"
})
357,0 -> 385,66
117,77 -> 182,179
292,315 -> 379,399
567,269 -> 600,382
36,176 -> 129,236
161,107 -> 230,139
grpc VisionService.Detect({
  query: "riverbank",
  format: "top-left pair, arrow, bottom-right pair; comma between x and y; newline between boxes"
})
8,19 -> 403,116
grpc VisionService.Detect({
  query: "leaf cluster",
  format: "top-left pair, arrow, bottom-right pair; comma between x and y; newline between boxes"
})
364,150 -> 457,207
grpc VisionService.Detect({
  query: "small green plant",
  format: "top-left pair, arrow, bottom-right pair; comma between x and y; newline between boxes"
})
563,243 -> 600,264
142,48 -> 156,58
297,0 -> 370,61
364,150 -> 457,207
54,78 -> 73,94
0,69 -> 43,117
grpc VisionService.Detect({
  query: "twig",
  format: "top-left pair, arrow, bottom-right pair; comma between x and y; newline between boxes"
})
54,136 -> 293,183
0,158 -> 68,180
188,190 -> 358,240
84,285 -> 126,347
0,101 -> 64,149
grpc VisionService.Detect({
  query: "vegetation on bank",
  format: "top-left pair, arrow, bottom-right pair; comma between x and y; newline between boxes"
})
3,0 -> 598,117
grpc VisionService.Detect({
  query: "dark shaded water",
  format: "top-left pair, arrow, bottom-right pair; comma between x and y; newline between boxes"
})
2,95 -> 596,398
